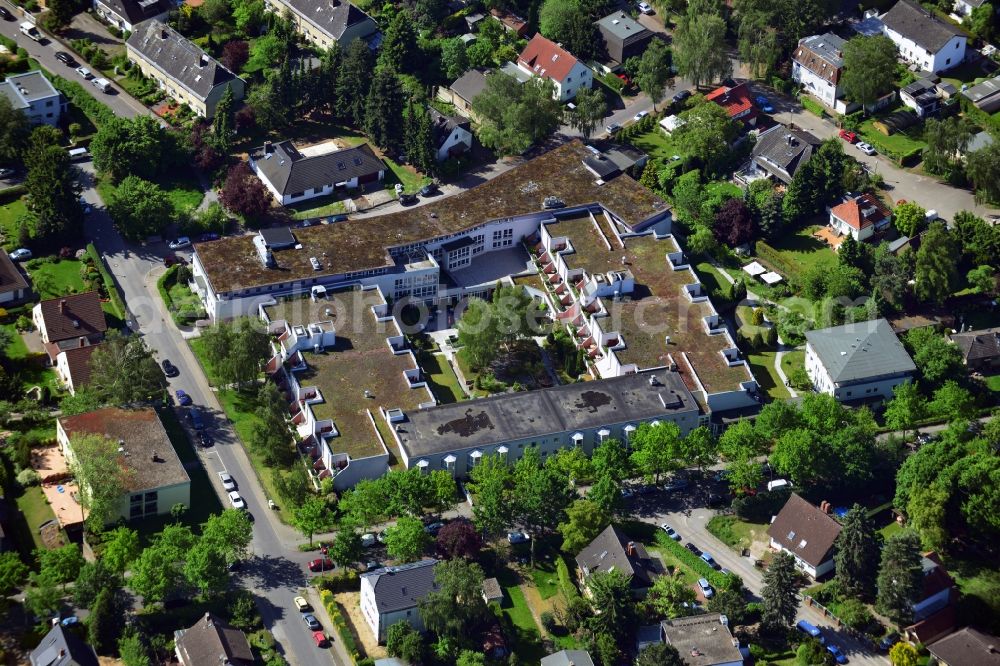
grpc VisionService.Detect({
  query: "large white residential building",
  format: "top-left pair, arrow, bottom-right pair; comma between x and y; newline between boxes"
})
792,33 -> 846,109
881,0 -> 966,74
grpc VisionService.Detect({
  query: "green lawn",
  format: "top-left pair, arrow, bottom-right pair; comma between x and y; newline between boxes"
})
15,486 -> 62,552
859,119 -> 928,158
706,515 -> 769,552
27,257 -> 87,299
495,569 -> 546,663
693,260 -> 731,303
99,172 -> 204,216
188,337 -> 225,386
529,558 -> 561,601
764,224 -> 839,275
415,350 -> 464,404
384,157 -> 430,195
287,196 -> 347,221
2,323 -> 60,392
631,126 -> 687,163
0,196 -> 27,251
748,351 -> 791,400
948,554 -> 1000,633
704,181 -> 742,201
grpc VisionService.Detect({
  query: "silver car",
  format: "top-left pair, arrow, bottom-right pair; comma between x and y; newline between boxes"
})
220,473 -> 236,492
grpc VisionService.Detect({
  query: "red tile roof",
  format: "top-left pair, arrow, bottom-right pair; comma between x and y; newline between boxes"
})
830,193 -> 892,230
59,343 -> 100,390
517,34 -> 580,83
705,82 -> 754,119
37,292 -> 107,343
490,8 -> 528,35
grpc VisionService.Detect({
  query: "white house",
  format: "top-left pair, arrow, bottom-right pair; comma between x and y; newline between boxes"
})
516,34 -> 592,102
428,108 -> 473,162
55,344 -> 100,395
32,292 -> 108,364
359,560 -> 438,643
792,33 -> 847,109
828,192 -> 892,242
0,71 -> 66,126
954,0 -> 988,17
881,0 -> 966,74
0,251 -> 30,306
249,140 -> 386,206
93,0 -> 173,33
767,494 -> 842,579
804,318 -> 916,402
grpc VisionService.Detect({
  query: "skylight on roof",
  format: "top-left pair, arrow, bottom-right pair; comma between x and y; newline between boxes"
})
787,531 -> 796,540
798,539 -> 808,549
337,162 -> 346,170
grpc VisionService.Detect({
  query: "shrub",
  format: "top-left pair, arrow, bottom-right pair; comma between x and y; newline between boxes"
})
319,590 -> 363,663
314,568 -> 360,593
16,469 -> 40,487
540,611 -> 556,632
838,598 -> 874,630
653,531 -> 728,589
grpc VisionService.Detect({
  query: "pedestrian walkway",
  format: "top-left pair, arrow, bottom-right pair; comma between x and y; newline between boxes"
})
773,346 -> 799,398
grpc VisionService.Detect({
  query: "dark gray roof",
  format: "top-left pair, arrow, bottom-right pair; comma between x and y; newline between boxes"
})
440,235 -> 476,252
395,371 -> 698,458
575,524 -> 655,588
962,74 -> 1000,106
362,559 -> 438,613
1,71 -> 59,105
794,33 -> 846,79
883,0 -> 962,53
259,226 -> 297,249
968,130 -> 995,153
449,68 -> 489,104
282,0 -> 378,41
661,614 -> 743,666
174,613 -> 254,666
250,141 -> 386,196
29,625 -> 98,666
127,21 -> 242,102
950,327 -> 1000,362
805,318 -> 916,383
428,107 -> 470,149
99,0 -> 172,25
928,627 -> 1000,666
595,11 -> 650,41
751,124 -> 823,184
541,650 -> 596,666
766,493 -> 842,568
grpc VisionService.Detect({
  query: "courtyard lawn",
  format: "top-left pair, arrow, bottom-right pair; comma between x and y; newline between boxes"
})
415,350 -> 464,404
288,196 -> 347,221
0,196 -> 27,250
706,515 -> 769,552
15,486 -> 61,552
495,568 -> 546,663
763,224 -> 839,275
694,260 -> 731,303
704,181 -> 742,201
748,351 -> 791,400
28,257 -> 87,300
859,119 -> 928,158
631,127 -> 687,163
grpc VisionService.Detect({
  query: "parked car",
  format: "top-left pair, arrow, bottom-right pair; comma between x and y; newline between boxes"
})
700,552 -> 720,569
198,431 -> 214,448
660,524 -> 680,540
697,578 -> 714,598
424,521 -> 445,534
312,631 -> 328,647
420,182 -> 439,196
633,110 -> 649,121
294,596 -> 312,612
620,487 -> 635,499
755,95 -> 774,113
91,77 -> 112,93
672,89 -> 692,105
188,407 -> 205,430
220,473 -> 236,492
856,142 -> 876,156
685,542 -> 702,556
54,51 -> 76,66
637,1 -> 653,13
826,644 -> 848,664
878,633 -> 900,651
0,6 -> 13,20
327,214 -> 348,223
605,123 -> 622,134
796,620 -> 825,644
174,389 -> 192,406
365,560 -> 380,571
307,558 -> 333,572
8,248 -> 31,261
303,614 -> 321,631
161,359 -> 179,377
399,193 -> 418,205
767,479 -> 791,492
360,533 -> 377,548
0,168 -> 14,179
199,232 -> 220,242
228,491 -> 246,510
507,531 -> 530,544
75,66 -> 92,80
663,478 -> 689,492
838,129 -> 858,144
168,236 -> 191,250
60,616 -> 79,627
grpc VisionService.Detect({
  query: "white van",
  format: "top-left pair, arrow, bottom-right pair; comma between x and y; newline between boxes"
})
91,77 -> 112,93
19,22 -> 42,42
767,479 -> 791,492
67,147 -> 88,161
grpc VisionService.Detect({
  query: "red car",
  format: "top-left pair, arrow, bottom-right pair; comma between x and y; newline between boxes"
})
307,557 -> 333,572
838,129 -> 858,144
312,631 -> 328,647
616,73 -> 631,86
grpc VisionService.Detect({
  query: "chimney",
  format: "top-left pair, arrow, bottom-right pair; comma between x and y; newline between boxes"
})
59,650 -> 66,658
78,336 -> 86,347
205,612 -> 213,626
59,299 -> 66,313
200,53 -> 210,67
160,28 -> 168,39
264,140 -> 273,154
626,541 -> 636,556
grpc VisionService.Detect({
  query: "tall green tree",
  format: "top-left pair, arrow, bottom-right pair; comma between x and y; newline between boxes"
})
841,35 -> 897,112
636,643 -> 685,666
73,560 -> 121,608
37,544 -> 84,591
633,38 -> 673,110
292,496 -> 335,546
88,586 -> 124,654
514,448 -> 571,563
469,454 -> 512,536
88,332 -> 166,405
91,116 -> 166,183
108,175 -> 174,241
673,0 -> 731,89
834,505 -> 881,598
922,117 -> 972,179
591,437 -> 631,482
128,524 -> 196,604
884,382 -> 926,441
893,201 -> 927,237
386,515 -> 431,562
379,10 -> 418,72
387,621 -> 425,662
338,39 -> 375,128
675,102 -> 739,178
567,86 -> 607,138
183,540 -> 228,596
906,485 -> 949,552
200,509 -> 254,565
558,499 -> 610,553
967,141 -> 1000,204
761,551 -> 799,631
644,572 -> 696,619
101,527 -> 140,575
44,0 -> 78,30
630,421 -> 682,484
587,473 -> 622,517
0,95 -> 30,166
212,87 -> 236,153
251,383 -> 293,467
915,221 -> 959,304
418,559 -> 488,641
876,530 -> 923,624
118,629 -> 151,666
0,552 -> 28,597
327,530 -> 363,568
441,39 -> 469,81
737,13 -> 779,79
68,434 -> 134,530
472,76 -> 563,155
586,568 -> 634,635
23,126 -> 82,243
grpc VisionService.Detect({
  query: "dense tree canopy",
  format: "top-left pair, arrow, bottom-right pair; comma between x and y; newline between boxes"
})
472,76 -> 563,155
841,35 -> 898,110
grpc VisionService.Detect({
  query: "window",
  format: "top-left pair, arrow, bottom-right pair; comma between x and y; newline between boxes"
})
45,100 -> 53,107
946,58 -> 951,65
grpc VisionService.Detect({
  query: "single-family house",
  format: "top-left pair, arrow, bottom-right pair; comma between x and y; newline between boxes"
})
928,627 -> 1000,666
439,68 -> 489,119
175,613 -> 254,666
249,140 -> 386,206
263,0 -> 379,49
900,78 -> 956,117
595,11 -> 654,66
0,251 -> 30,305
57,407 -> 191,523
429,108 -> 472,162
792,33 -> 847,110
32,292 -> 108,364
903,552 -> 958,644
661,614 -> 744,666
828,192 -> 892,242
705,82 -> 756,129
516,34 -> 593,102
949,326 -> 1000,369
360,559 -> 439,643
29,625 -> 98,666
0,71 -> 66,126
748,125 -> 822,184
954,0 -> 988,17
881,0 -> 966,74
126,21 -> 246,118
767,494 -> 842,579
55,344 -> 100,395
962,74 -> 1000,112
575,525 -> 657,597
489,8 -> 528,36
93,0 -> 173,32
804,318 -> 916,401
542,651 -> 596,666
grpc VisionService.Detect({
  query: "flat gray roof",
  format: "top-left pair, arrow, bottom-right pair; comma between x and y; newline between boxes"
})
595,11 -> 648,40
395,370 -> 698,458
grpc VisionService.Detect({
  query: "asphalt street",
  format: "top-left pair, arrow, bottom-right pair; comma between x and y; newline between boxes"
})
77,162 -> 343,666
0,3 -> 151,119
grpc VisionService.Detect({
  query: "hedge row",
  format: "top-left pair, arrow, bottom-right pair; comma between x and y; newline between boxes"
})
86,243 -> 126,321
754,241 -> 795,276
314,568 -> 360,593
556,555 -> 581,602
319,589 -> 364,664
653,530 -> 730,590
49,75 -> 116,127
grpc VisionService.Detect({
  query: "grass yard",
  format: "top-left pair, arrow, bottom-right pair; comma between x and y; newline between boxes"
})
188,337 -> 225,386
748,351 -> 791,400
859,119 -> 928,157
415,350 -> 464,404
704,181 -> 742,201
0,196 -> 27,250
985,374 -> 1000,393
15,486 -> 62,552
528,558 -> 561,601
706,515 -> 769,552
495,568 -> 546,663
2,323 -> 61,392
99,172 -> 203,216
631,127 -> 687,163
27,257 -> 87,300
287,195 -> 347,221
383,157 -> 431,195
694,260 -> 731,299
764,224 -> 839,275
948,554 -> 1000,633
